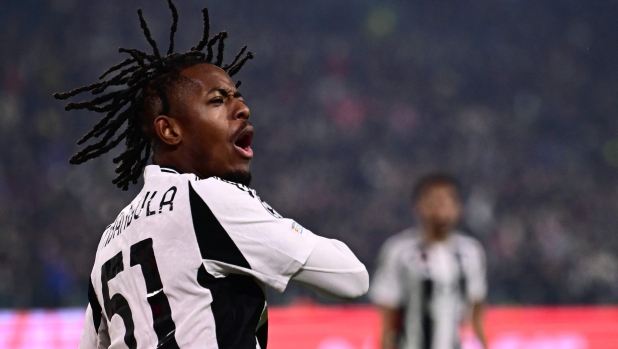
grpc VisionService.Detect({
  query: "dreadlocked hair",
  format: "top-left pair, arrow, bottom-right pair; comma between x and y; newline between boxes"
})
54,0 -> 254,190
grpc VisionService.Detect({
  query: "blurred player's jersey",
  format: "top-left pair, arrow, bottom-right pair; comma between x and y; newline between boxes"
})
370,228 -> 486,349
79,165 -> 317,349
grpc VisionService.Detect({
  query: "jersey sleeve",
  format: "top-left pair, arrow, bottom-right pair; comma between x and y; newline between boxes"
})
465,239 -> 487,303
189,178 -> 317,292
369,237 -> 405,308
290,235 -> 369,301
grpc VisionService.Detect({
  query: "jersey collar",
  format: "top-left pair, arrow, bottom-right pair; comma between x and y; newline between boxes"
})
159,166 -> 181,174
144,165 -> 197,181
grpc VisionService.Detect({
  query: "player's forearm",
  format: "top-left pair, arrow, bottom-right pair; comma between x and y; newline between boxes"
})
380,306 -> 399,349
292,269 -> 368,301
291,236 -> 368,300
472,302 -> 488,349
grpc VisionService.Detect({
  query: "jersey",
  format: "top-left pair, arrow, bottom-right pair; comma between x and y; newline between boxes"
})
369,228 -> 487,349
79,165 -> 318,349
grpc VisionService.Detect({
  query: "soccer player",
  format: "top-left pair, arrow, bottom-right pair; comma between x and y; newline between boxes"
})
54,2 -> 368,348
369,174 -> 487,349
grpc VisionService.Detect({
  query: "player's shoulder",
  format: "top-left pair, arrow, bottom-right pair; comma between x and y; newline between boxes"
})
452,231 -> 486,254
143,165 -> 253,197
194,175 -> 256,196
142,165 -> 284,219
380,228 -> 421,254
191,176 -> 284,219
190,175 -> 261,206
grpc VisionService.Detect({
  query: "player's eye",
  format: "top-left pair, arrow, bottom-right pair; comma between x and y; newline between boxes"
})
209,97 -> 224,104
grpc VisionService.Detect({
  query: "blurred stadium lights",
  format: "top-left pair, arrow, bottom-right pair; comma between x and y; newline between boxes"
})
366,7 -> 397,39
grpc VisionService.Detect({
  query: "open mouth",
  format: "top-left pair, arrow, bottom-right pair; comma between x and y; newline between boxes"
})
234,128 -> 254,159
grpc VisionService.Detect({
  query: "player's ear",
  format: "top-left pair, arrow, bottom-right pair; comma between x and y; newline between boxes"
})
154,115 -> 182,146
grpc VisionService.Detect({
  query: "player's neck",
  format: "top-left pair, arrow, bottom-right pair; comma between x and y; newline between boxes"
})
422,225 -> 451,243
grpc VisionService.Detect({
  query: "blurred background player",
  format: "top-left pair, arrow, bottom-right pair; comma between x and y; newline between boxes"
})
370,173 -> 487,349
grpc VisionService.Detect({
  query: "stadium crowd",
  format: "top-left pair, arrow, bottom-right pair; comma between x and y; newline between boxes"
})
1,0 -> 617,307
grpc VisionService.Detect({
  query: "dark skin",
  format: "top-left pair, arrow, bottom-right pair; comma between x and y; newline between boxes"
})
146,63 -> 254,183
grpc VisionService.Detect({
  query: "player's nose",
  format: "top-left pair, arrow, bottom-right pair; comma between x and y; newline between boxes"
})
233,99 -> 250,121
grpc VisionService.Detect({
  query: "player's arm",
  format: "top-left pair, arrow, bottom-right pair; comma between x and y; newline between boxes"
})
467,240 -> 488,349
378,306 -> 400,349
369,237 -> 406,349
193,179 -> 367,298
290,235 -> 368,301
471,301 -> 487,349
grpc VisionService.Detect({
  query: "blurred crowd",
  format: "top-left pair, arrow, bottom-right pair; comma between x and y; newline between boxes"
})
1,0 -> 617,307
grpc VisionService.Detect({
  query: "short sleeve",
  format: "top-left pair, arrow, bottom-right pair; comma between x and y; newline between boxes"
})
369,237 -> 405,308
189,178 -> 317,292
465,239 -> 487,303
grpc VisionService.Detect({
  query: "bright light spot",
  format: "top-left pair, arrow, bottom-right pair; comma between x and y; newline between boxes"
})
366,8 -> 397,38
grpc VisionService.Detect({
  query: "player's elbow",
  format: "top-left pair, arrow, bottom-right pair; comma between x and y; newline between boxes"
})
338,267 -> 370,301
353,268 -> 370,299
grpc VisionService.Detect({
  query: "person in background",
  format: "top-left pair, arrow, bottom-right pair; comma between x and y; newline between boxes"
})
370,173 -> 487,349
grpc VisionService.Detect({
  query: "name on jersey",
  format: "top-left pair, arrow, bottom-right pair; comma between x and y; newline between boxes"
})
102,186 -> 177,248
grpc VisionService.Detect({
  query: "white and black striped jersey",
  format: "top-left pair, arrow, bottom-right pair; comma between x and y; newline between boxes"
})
369,228 -> 487,349
79,165 -> 368,349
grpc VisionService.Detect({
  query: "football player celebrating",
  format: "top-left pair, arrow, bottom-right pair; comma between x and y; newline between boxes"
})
55,2 -> 368,348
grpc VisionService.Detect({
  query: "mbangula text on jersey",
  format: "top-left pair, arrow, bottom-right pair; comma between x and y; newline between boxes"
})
101,186 -> 177,248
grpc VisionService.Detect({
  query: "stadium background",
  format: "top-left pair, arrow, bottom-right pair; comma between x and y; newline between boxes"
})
1,0 -> 618,347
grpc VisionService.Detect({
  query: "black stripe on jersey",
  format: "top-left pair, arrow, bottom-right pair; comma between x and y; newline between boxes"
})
256,320 -> 268,349
188,183 -> 252,269
421,278 -> 434,349
455,251 -> 467,301
197,265 -> 266,349
88,279 -> 103,334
